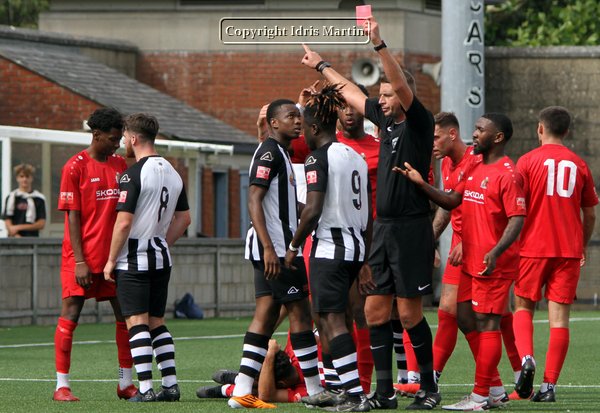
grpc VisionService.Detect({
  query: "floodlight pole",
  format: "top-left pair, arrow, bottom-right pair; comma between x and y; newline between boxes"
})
437,0 -> 485,293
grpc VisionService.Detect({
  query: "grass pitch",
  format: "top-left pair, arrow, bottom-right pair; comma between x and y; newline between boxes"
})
1,311 -> 599,412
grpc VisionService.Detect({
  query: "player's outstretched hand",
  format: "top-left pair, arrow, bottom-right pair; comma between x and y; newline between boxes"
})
358,263 -> 376,295
103,260 -> 116,283
392,162 -> 425,185
301,44 -> 324,69
256,104 -> 269,142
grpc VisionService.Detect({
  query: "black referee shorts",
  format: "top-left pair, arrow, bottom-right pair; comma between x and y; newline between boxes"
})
115,267 -> 171,317
309,258 -> 362,313
368,215 -> 434,298
252,257 -> 309,304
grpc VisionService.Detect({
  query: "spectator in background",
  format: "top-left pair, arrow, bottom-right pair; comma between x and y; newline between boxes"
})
3,163 -> 46,237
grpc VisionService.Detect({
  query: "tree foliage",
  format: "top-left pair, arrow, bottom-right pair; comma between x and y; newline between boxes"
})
0,0 -> 49,28
485,0 -> 600,46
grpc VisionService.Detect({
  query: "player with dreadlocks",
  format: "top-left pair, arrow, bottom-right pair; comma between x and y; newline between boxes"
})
285,84 -> 372,412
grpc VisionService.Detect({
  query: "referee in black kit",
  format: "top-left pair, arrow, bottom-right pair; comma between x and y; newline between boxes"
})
104,113 -> 191,403
301,14 -> 440,411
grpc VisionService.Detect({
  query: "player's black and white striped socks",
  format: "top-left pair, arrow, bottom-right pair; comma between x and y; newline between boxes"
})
232,331 -> 269,396
129,324 -> 153,393
150,325 -> 177,388
330,333 -> 363,396
290,330 -> 323,395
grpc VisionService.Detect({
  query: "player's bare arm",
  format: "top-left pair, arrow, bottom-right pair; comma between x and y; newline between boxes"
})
248,185 -> 280,280
256,104 -> 269,142
364,16 -> 413,111
432,207 -> 451,240
581,206 -> 596,265
479,215 -> 524,275
284,190 -> 325,270
68,210 -> 92,289
103,211 -> 134,283
300,44 -> 367,115
448,241 -> 463,266
166,210 -> 191,246
395,162 -> 462,210
358,184 -> 376,295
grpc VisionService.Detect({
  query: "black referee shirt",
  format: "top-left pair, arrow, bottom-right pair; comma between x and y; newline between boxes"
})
364,96 -> 434,218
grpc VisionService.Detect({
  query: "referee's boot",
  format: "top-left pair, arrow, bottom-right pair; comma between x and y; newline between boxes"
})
156,383 -> 181,402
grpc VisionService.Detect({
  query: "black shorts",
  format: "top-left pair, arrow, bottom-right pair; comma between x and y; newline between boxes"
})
252,257 -> 309,304
310,258 -> 362,313
368,216 -> 434,298
115,267 -> 171,317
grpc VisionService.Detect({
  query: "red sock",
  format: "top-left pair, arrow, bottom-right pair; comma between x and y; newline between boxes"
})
55,317 -> 77,373
513,310 -> 534,359
354,325 -> 373,393
473,331 -> 502,397
225,384 -> 234,397
116,321 -> 133,368
500,313 -> 521,372
544,327 -> 569,384
403,330 -> 419,373
465,331 -> 479,361
433,309 -> 458,373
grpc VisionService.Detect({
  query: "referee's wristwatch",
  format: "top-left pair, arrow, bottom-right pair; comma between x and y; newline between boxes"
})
288,243 -> 299,252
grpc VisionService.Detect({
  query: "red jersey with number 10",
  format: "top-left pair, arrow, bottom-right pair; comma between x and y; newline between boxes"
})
456,156 -> 526,279
441,148 -> 481,239
58,151 -> 127,273
517,144 -> 598,258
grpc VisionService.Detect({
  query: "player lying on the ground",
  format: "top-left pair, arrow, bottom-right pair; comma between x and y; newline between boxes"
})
197,339 -> 307,403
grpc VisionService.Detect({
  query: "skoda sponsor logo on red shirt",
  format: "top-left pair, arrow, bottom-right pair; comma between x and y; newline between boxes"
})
464,189 -> 485,204
96,188 -> 120,201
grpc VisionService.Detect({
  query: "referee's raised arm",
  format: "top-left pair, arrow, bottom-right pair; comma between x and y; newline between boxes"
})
300,44 -> 368,116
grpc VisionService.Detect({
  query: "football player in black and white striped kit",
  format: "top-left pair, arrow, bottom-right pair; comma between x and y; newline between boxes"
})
103,113 -> 191,403
228,99 -> 322,409
284,84 -> 372,412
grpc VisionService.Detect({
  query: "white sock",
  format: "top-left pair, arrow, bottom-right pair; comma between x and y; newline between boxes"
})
304,374 -> 324,395
490,385 -> 505,397
471,392 -> 487,403
232,372 -> 255,396
521,355 -> 536,367
221,384 -> 232,397
119,367 -> 133,389
56,372 -> 69,391
397,369 -> 408,383
139,379 -> 153,394
408,371 -> 420,384
540,382 -> 554,393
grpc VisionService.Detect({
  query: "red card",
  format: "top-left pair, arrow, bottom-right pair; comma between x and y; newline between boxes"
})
356,5 -> 371,27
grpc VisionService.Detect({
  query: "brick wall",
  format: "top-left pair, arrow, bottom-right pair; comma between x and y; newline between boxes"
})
0,58 -> 99,130
136,51 -> 441,136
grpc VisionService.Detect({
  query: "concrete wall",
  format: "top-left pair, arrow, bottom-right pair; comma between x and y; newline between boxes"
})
0,238 -> 256,327
486,46 -> 600,239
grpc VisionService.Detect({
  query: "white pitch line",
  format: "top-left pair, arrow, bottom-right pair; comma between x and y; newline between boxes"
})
0,377 -> 599,388
1,317 -> 600,350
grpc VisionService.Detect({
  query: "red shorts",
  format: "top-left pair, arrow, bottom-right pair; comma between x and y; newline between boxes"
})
457,271 -> 512,314
515,257 -> 580,304
61,271 -> 116,301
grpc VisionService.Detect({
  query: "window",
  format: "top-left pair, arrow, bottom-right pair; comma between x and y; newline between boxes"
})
213,170 -> 229,238
50,144 -> 86,222
425,0 -> 441,12
11,142 -> 43,191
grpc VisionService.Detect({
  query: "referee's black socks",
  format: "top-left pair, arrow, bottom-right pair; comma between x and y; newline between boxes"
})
369,321 -> 394,397
406,317 -> 437,393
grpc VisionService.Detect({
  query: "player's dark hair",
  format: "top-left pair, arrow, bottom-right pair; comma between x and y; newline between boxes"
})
304,83 -> 346,134
538,106 -> 570,138
266,99 -> 296,123
273,350 -> 296,381
87,107 -> 123,132
482,112 -> 513,142
435,112 -> 460,129
381,69 -> 417,95
124,113 -> 159,142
